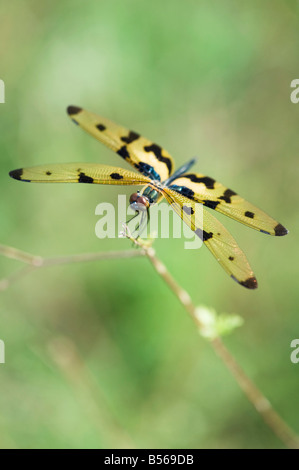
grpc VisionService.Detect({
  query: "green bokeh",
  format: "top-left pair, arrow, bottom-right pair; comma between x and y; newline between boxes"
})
0,0 -> 298,449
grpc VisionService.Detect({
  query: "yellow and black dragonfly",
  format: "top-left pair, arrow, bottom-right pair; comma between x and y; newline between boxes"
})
9,106 -> 288,289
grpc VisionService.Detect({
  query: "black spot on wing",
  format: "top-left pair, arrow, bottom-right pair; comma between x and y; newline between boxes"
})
67,105 -> 83,116
110,172 -> 123,180
229,256 -> 234,261
9,168 -> 24,180
96,124 -> 106,131
144,143 -> 172,174
241,277 -> 258,289
117,145 -> 130,160
219,189 -> 237,204
181,187 -> 194,199
121,131 -> 140,144
180,188 -> 194,199
182,174 -> 215,189
182,205 -> 194,215
203,231 -> 213,241
231,275 -> 258,289
245,211 -> 254,219
195,228 -> 213,241
203,200 -> 220,210
46,171 -> 52,176
78,172 -> 94,183
274,223 -> 288,236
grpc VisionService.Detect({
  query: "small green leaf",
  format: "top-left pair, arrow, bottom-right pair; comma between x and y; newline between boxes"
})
195,306 -> 243,339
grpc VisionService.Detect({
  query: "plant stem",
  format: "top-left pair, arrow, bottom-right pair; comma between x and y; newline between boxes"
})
1,238 -> 298,449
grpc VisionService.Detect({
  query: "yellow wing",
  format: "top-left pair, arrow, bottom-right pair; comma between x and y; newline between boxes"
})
9,163 -> 151,186
67,106 -> 174,182
162,187 -> 258,289
169,173 -> 288,236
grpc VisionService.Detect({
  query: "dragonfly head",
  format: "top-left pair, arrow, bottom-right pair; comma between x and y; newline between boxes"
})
129,192 -> 150,212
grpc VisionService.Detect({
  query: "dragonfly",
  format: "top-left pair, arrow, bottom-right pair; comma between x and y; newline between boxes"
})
9,105 -> 288,289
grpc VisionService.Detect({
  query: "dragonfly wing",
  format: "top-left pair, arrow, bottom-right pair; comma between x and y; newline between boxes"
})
162,187 -> 257,289
9,163 -> 151,186
67,106 -> 174,181
169,173 -> 288,236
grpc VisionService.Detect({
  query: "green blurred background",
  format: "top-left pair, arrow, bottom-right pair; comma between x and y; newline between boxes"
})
0,0 -> 298,449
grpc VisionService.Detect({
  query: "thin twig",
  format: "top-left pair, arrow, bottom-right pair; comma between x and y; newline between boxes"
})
0,247 -> 144,291
0,244 -> 43,265
211,337 -> 299,449
0,265 -> 36,292
0,235 -> 298,449
123,225 -> 299,449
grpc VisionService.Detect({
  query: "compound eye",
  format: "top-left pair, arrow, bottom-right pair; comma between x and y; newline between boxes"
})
129,193 -> 139,204
137,196 -> 150,208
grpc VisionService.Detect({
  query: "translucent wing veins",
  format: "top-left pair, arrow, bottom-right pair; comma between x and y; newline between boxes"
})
170,173 -> 288,237
67,106 -> 174,181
